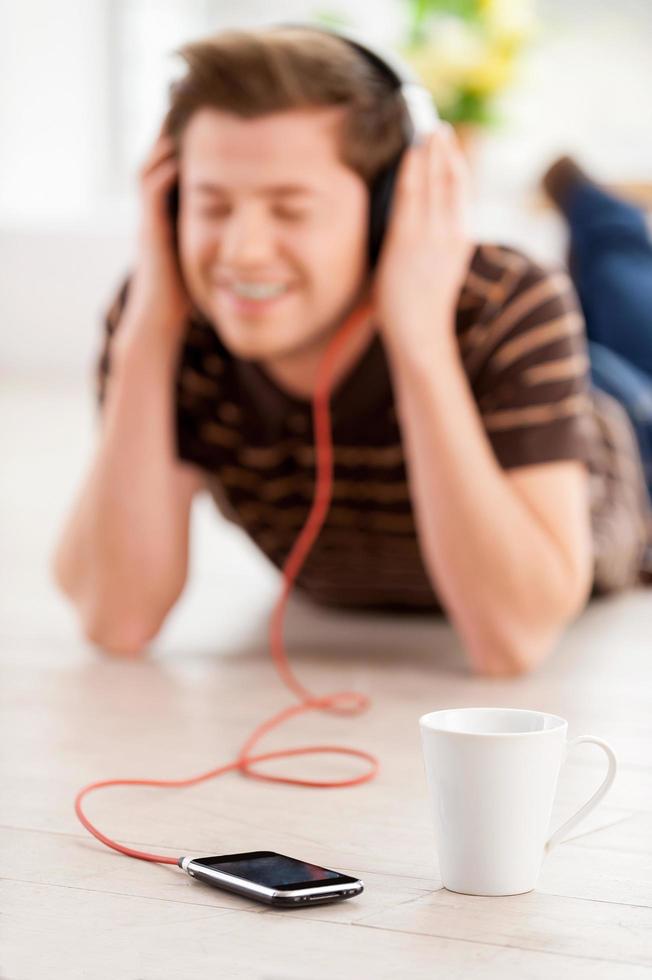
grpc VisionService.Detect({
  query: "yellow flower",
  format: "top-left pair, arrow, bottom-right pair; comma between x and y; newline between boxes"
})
466,49 -> 515,96
403,4 -> 537,110
404,17 -> 486,90
479,0 -> 538,48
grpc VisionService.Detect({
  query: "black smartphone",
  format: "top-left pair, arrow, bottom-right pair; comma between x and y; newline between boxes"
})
178,850 -> 364,907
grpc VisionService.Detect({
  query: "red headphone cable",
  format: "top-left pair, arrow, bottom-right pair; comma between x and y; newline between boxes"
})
74,301 -> 379,865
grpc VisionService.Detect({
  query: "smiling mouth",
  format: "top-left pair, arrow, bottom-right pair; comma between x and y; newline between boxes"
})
214,279 -> 296,312
216,278 -> 293,296
238,283 -> 289,300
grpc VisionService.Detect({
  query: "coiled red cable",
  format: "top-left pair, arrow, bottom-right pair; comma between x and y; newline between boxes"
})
74,301 -> 379,864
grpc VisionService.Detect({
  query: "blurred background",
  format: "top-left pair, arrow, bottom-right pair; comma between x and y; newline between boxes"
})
2,0 -> 652,377
1,0 -> 651,651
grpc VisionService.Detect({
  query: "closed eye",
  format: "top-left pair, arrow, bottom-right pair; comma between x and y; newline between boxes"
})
272,206 -> 309,221
197,205 -> 231,219
194,203 -> 310,222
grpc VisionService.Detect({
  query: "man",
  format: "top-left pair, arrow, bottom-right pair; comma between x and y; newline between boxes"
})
52,27 -> 651,676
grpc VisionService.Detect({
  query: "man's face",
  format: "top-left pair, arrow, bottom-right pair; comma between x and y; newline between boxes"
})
178,106 -> 370,361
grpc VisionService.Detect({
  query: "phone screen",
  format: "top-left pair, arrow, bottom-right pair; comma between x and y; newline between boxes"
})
194,851 -> 347,888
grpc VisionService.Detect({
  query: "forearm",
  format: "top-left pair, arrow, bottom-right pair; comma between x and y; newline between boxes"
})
387,329 -> 585,672
53,323 -> 196,643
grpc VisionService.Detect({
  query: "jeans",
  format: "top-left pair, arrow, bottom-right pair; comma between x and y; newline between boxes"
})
565,180 -> 652,500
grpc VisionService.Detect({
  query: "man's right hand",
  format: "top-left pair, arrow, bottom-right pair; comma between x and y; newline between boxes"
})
115,130 -> 193,359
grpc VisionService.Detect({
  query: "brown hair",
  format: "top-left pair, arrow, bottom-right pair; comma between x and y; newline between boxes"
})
162,27 -> 408,185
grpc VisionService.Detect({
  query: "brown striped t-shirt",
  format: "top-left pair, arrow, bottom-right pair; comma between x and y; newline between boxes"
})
98,242 -> 652,610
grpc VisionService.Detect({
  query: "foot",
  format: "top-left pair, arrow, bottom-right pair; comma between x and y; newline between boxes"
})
541,156 -> 597,281
541,155 -> 595,215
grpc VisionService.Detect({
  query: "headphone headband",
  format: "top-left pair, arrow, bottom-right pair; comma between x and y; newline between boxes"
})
269,22 -> 439,144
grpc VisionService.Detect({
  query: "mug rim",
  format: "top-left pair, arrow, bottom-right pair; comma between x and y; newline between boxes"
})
419,706 -> 567,737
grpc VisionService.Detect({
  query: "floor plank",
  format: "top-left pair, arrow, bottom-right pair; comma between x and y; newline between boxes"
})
2,879 -> 652,980
2,376 -> 652,978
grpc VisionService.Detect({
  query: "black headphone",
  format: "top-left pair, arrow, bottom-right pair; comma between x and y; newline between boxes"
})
271,23 -> 440,267
168,24 -> 440,268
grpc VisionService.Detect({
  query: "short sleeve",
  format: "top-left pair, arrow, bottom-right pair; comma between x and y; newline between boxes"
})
470,251 -> 594,469
174,317 -> 232,471
96,272 -> 132,409
95,273 -> 229,472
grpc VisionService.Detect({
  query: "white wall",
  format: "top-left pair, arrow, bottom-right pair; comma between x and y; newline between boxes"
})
0,0 -> 111,219
0,216 -> 134,376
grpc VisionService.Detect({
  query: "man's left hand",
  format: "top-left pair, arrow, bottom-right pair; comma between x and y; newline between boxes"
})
373,123 -> 475,355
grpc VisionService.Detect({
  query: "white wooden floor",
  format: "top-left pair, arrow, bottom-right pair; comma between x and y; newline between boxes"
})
2,376 -> 652,980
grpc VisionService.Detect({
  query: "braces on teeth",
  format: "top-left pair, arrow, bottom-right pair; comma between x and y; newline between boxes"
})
232,283 -> 288,300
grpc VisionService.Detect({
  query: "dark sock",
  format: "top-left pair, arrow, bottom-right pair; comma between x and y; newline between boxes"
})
542,156 -> 598,283
542,156 -> 595,215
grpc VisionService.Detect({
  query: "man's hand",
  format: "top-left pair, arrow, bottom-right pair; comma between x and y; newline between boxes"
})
114,128 -> 193,364
373,123 -> 475,354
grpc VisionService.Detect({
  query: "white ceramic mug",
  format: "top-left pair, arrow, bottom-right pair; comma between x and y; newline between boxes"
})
419,707 -> 617,896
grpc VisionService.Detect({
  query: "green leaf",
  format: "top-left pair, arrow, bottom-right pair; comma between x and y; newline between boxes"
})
407,0 -> 480,24
439,89 -> 498,126
312,9 -> 353,29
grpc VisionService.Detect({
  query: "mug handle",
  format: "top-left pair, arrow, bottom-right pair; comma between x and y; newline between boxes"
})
545,736 -> 617,853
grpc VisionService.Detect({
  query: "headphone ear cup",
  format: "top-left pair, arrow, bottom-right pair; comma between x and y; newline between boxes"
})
367,151 -> 403,269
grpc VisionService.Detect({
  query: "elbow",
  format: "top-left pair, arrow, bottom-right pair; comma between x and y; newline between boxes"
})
50,534 -> 183,656
81,607 -> 163,657
465,601 -> 580,679
81,588 -> 178,656
466,561 -> 594,678
469,632 -> 557,678
468,638 -> 548,678
50,552 -> 161,656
